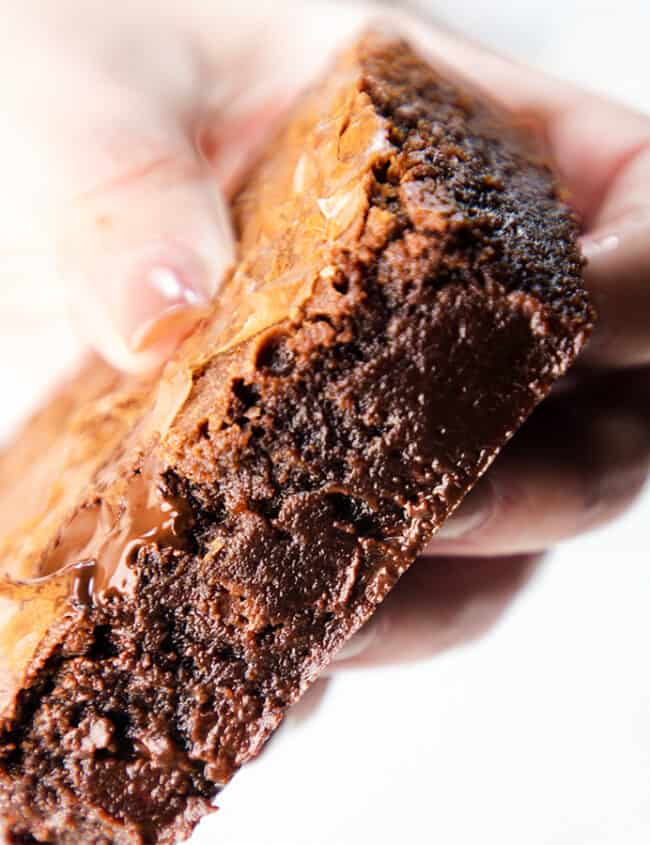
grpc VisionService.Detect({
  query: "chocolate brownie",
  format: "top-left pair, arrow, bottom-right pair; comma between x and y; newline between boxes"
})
0,33 -> 593,845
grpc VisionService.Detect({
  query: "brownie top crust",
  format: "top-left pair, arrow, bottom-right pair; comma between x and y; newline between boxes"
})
0,38 -> 401,715
0,31 -> 592,845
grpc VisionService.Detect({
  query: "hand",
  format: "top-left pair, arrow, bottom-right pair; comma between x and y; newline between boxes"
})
336,18 -> 650,666
2,3 -> 648,663
0,0 -> 374,372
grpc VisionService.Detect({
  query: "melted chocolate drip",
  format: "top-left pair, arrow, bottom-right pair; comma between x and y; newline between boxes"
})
5,459 -> 190,608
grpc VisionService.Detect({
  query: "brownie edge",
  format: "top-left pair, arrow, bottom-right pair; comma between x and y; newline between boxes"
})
0,33 -> 593,845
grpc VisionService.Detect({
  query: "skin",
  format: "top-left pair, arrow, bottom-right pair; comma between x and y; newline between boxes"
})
1,1 -> 649,664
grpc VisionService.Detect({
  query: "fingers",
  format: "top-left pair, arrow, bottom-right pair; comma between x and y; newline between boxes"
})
332,377 -> 650,669
426,370 -> 650,556
204,4 -> 650,374
61,164 -> 234,375
390,18 -> 650,370
0,7 -> 237,375
334,553 -> 539,668
580,144 -> 650,368
48,0 -> 377,373
431,422 -> 647,556
390,18 -> 638,217
7,0 -> 650,376
57,115 -> 235,374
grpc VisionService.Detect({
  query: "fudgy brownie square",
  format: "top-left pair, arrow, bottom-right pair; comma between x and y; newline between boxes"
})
0,33 -> 592,845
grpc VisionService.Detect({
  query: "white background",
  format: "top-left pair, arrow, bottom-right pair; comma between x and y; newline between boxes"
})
0,1 -> 648,844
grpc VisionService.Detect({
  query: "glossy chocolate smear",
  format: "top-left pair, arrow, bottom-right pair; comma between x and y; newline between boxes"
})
6,459 -> 190,609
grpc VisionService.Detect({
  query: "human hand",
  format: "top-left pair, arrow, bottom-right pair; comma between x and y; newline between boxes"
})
403,25 -> 650,551
335,17 -> 650,666
2,2 -> 648,663
0,0 -> 376,372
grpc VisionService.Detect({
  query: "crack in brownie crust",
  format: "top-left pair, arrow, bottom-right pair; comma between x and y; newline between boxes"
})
0,34 -> 593,845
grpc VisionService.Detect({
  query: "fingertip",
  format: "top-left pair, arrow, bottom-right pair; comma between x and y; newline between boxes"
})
60,159 -> 237,372
426,403 -> 650,557
65,237 -> 232,375
434,479 -> 496,541
333,552 -> 540,668
579,207 -> 650,368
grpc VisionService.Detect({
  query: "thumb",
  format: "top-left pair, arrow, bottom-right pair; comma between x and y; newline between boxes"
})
58,117 -> 234,374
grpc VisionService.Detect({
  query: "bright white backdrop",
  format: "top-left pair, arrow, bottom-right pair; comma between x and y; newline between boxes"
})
0,1 -> 648,844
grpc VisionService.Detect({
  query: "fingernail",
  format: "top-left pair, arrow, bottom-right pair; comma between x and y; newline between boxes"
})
580,206 -> 650,261
64,241 -> 222,374
580,233 -> 620,260
123,245 -> 213,353
587,413 -> 650,520
333,615 -> 385,665
434,480 -> 495,541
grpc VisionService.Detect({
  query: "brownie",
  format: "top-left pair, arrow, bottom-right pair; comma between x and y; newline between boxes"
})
0,33 -> 593,845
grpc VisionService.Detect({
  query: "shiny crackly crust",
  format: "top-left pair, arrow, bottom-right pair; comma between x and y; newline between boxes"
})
0,33 -> 593,845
